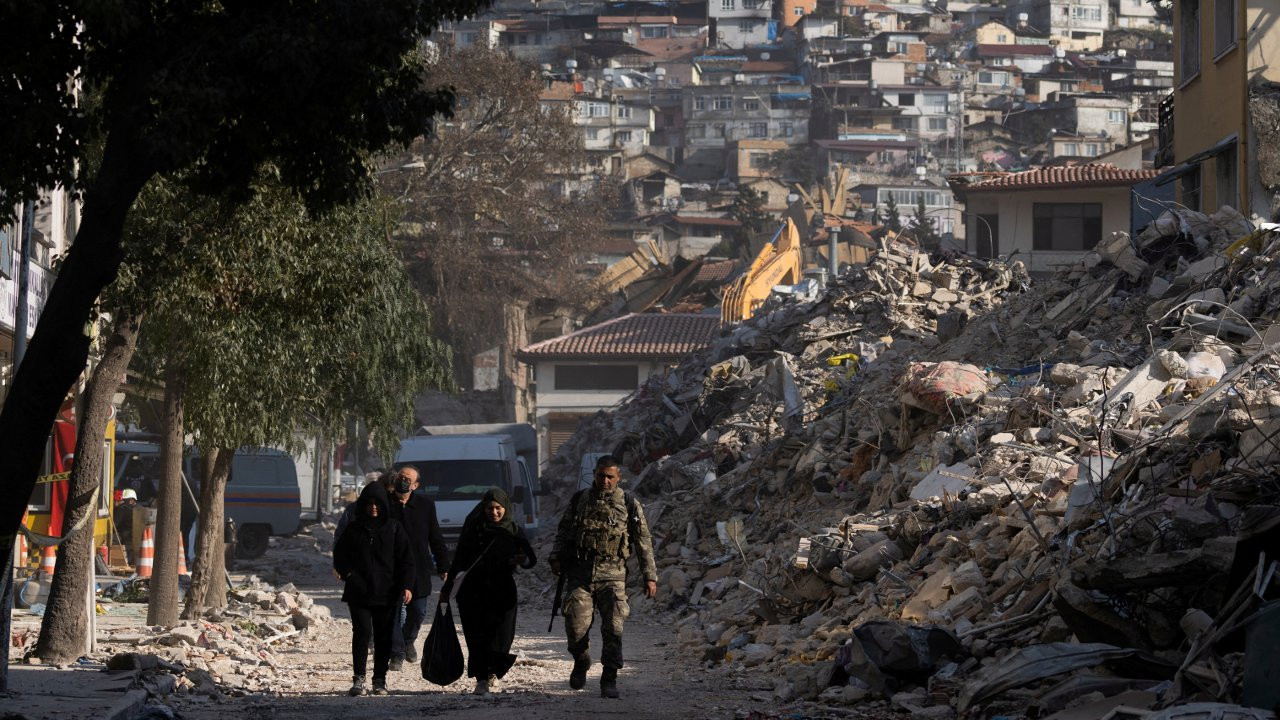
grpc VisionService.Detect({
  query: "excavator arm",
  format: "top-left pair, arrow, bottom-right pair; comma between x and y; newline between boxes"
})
720,218 -> 803,325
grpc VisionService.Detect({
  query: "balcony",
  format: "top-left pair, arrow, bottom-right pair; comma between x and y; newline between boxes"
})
1154,91 -> 1174,168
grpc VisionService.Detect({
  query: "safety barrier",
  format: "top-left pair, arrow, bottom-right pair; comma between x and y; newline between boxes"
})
137,525 -> 154,578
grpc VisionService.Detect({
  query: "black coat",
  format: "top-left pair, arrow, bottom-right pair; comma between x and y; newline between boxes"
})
391,491 -> 451,597
334,484 -> 415,607
451,523 -> 535,614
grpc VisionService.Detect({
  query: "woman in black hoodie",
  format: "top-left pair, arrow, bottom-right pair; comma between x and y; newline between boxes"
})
447,488 -> 536,695
334,481 -> 415,696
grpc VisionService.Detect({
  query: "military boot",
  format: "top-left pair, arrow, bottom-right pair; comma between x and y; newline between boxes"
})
600,667 -> 619,699
569,654 -> 590,690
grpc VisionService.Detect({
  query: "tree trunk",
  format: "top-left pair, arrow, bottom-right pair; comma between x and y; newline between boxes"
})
182,447 -> 232,619
0,136 -> 153,570
35,313 -> 143,663
148,365 -> 185,626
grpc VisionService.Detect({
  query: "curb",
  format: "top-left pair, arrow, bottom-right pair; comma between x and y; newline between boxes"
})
102,688 -> 150,720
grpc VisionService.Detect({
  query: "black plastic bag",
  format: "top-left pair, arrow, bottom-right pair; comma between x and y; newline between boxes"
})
420,600 -> 464,686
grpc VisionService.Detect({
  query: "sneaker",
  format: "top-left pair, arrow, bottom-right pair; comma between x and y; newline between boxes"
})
569,654 -> 590,690
388,655 -> 404,672
600,667 -> 619,699
370,678 -> 388,696
473,676 -> 490,695
348,675 -> 367,697
404,646 -> 418,664
487,675 -> 501,693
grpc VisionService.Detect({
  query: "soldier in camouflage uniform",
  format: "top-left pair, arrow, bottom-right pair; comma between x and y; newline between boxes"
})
549,455 -> 657,699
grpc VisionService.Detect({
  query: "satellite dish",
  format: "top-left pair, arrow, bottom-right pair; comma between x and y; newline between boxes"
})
566,59 -> 578,70
761,52 -> 770,60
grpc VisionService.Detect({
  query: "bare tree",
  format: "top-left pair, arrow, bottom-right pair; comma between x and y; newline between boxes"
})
386,43 -> 614,378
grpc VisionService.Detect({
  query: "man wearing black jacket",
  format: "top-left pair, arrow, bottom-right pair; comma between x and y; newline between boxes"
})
388,466 -> 450,670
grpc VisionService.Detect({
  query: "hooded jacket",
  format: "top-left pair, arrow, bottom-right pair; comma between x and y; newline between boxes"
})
333,482 -> 415,606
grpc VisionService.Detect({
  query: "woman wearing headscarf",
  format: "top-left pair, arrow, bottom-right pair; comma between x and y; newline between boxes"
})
333,481 -> 415,696
446,488 -> 536,695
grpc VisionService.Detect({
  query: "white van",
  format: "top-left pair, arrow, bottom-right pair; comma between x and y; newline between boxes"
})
394,434 -> 529,549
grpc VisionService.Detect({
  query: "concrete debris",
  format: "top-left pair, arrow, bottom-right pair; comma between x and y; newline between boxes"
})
93,574 -> 327,699
539,216 -> 1280,714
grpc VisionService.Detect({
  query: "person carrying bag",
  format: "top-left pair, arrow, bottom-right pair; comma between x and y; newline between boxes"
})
420,598 -> 464,686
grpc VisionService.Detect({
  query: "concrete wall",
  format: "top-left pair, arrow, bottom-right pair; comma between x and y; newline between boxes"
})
962,186 -> 1133,274
530,359 -> 665,469
1173,0 -> 1247,212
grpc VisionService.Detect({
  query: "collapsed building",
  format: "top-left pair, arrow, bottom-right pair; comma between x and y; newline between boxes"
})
539,205 -> 1280,716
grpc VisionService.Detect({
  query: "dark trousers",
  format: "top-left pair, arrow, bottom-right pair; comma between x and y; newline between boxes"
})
392,596 -> 431,657
349,603 -> 397,680
459,601 -> 518,679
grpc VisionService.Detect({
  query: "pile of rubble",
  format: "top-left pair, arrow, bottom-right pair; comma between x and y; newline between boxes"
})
82,576 -> 331,700
544,206 -> 1280,717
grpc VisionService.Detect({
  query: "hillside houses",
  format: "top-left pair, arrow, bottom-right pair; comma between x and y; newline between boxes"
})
469,0 -> 1181,260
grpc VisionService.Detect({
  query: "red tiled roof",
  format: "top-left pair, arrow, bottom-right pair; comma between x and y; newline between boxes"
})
695,259 -> 739,284
516,313 -> 720,361
673,215 -> 740,227
974,44 -> 1055,56
950,164 -> 1160,192
742,60 -> 794,73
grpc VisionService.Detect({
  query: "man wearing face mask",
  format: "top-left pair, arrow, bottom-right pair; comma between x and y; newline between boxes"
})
549,454 -> 657,699
387,466 -> 450,671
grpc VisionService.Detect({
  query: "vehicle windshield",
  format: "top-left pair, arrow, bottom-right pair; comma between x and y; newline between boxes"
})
400,460 -> 509,501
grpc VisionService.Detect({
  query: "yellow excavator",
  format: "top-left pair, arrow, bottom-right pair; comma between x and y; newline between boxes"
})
720,217 -> 803,324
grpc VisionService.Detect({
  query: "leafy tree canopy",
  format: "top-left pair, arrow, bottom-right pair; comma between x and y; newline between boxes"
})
0,0 -> 487,221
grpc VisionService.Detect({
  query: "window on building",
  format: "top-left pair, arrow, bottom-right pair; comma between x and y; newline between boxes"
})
462,32 -> 479,44
553,364 -> 640,391
743,0 -> 764,7
586,102 -> 609,117
1108,109 -> 1126,123
898,92 -> 916,106
743,98 -> 761,110
1216,143 -> 1238,208
978,70 -> 1010,85
927,117 -> 948,131
749,153 -> 770,169
586,128 -> 599,140
794,6 -> 805,14
694,96 -> 707,110
1032,203 -> 1102,251
1085,143 -> 1100,155
617,104 -> 632,119
641,25 -> 669,38
997,33 -> 1008,42
739,19 -> 755,32
1181,165 -> 1202,210
748,122 -> 768,137
615,130 -> 633,143
1214,0 -> 1236,55
1062,142 -> 1079,155
877,149 -> 894,164
924,94 -> 948,109
721,0 -> 735,9
1180,0 -> 1201,80
891,116 -> 917,130
1071,5 -> 1102,21
688,124 -> 706,138
714,96 -> 734,110
780,122 -> 794,137
713,123 -> 727,137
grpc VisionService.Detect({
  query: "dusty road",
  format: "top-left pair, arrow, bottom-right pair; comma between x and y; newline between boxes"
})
161,530 -> 804,720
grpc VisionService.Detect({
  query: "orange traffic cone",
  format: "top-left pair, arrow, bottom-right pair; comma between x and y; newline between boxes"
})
137,525 -> 154,578
177,533 -> 189,576
39,545 -> 57,578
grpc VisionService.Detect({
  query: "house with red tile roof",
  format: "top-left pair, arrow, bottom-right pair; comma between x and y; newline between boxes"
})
948,164 -> 1163,274
515,312 -> 720,462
